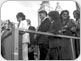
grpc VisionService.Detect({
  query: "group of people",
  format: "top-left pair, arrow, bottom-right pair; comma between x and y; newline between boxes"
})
1,9 -> 80,60
34,10 -> 80,60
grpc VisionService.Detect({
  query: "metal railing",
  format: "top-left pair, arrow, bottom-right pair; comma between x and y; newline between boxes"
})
13,28 -> 80,60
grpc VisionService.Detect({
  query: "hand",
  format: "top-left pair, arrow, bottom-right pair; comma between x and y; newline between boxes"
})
71,27 -> 76,32
28,47 -> 33,53
31,44 -> 35,48
19,31 -> 25,35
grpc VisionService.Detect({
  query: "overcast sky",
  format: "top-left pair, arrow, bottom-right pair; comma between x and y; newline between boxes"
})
1,1 -> 76,28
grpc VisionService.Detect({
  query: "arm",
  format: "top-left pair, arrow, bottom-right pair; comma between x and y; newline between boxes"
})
49,21 -> 62,34
19,21 -> 25,35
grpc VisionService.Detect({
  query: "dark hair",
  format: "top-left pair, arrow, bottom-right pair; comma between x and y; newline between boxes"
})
16,12 -> 25,20
39,10 -> 47,16
48,11 -> 60,21
60,10 -> 69,15
60,10 -> 70,19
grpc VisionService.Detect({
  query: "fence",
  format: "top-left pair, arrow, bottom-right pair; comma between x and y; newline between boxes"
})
1,27 -> 80,60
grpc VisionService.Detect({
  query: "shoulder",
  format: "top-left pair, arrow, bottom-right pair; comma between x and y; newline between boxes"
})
30,26 -> 35,28
21,20 -> 27,24
69,19 -> 76,24
29,26 -> 36,30
44,18 -> 50,24
45,18 -> 50,21
69,19 -> 75,22
22,20 -> 27,23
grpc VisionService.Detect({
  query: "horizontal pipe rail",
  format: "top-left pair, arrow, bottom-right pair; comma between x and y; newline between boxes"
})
18,28 -> 80,39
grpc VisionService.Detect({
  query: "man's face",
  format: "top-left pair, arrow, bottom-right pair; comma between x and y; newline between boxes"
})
39,13 -> 46,20
17,17 -> 22,22
62,12 -> 69,20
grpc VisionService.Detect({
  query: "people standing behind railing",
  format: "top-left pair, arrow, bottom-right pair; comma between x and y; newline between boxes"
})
35,10 -> 51,60
59,10 -> 76,60
46,11 -> 62,60
73,10 -> 80,58
16,12 -> 30,60
60,10 -> 76,36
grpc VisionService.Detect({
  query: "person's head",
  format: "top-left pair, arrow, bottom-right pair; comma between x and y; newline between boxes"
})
39,10 -> 47,20
73,10 -> 80,20
60,10 -> 70,20
16,12 -> 25,22
27,19 -> 31,25
48,11 -> 60,21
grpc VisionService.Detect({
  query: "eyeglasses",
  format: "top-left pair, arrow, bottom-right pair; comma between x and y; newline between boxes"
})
63,14 -> 68,15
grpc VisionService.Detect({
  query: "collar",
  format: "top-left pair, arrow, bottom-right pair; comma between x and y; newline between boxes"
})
42,16 -> 48,22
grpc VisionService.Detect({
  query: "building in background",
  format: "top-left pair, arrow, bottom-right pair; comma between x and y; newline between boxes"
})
38,1 -> 63,26
55,2 -> 62,14
75,1 -> 80,11
38,1 -> 50,26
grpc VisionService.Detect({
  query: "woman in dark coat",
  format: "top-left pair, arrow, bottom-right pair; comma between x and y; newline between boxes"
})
59,10 -> 76,60
46,11 -> 62,60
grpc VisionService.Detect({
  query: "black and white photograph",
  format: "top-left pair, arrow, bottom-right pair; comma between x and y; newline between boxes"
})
1,0 -> 80,60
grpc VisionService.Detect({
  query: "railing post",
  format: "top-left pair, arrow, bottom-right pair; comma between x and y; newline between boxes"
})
13,27 -> 19,60
70,38 -> 75,59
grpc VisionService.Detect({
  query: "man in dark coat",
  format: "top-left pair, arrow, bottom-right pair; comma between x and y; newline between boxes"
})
35,10 -> 51,60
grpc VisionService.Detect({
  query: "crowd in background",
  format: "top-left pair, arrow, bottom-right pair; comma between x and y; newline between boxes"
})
1,9 -> 80,60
